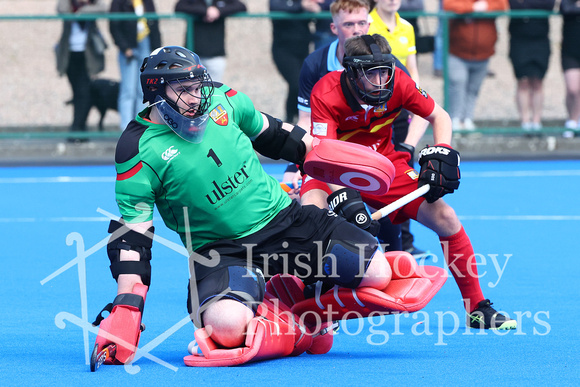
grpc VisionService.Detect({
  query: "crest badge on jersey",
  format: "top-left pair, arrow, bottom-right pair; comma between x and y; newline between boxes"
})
209,104 -> 228,126
374,103 -> 387,117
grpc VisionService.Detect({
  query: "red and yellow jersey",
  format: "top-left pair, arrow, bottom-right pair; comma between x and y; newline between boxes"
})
309,68 -> 435,157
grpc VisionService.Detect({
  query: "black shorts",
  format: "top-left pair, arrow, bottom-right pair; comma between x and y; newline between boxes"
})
562,16 -> 580,70
562,53 -> 580,72
188,200 -> 378,323
509,38 -> 550,79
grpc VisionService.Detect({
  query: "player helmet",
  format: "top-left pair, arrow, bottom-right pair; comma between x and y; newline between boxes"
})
140,46 -> 213,114
140,46 -> 214,143
342,35 -> 396,105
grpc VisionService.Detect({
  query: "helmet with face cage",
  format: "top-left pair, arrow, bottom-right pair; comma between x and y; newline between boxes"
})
140,46 -> 214,117
342,35 -> 396,105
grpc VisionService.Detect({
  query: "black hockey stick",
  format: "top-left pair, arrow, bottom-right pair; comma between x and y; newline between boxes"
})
90,343 -> 117,372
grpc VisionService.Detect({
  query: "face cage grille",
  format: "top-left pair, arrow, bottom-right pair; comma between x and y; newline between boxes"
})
165,73 -> 214,117
358,64 -> 394,88
349,63 -> 393,103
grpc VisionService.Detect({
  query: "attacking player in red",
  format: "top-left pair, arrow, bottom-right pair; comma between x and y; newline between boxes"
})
300,34 -> 517,331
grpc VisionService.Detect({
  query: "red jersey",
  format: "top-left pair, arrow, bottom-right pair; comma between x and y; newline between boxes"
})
310,68 -> 435,157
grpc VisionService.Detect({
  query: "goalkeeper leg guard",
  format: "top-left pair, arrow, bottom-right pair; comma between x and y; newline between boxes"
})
291,251 -> 447,325
183,296 -> 309,367
266,274 -> 335,355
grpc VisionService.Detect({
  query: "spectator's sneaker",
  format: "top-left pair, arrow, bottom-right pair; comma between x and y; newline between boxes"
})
564,119 -> 578,129
463,118 -> 477,131
451,117 -> 463,131
521,122 -> 533,132
468,299 -> 517,330
563,120 -> 580,138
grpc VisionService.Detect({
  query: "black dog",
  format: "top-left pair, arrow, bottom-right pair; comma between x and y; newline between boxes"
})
90,79 -> 119,130
66,78 -> 119,131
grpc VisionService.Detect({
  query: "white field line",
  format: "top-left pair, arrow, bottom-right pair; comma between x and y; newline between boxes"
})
2,170 -> 578,222
1,169 -> 579,184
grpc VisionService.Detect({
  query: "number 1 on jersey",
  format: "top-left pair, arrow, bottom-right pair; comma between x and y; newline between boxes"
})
207,149 -> 222,167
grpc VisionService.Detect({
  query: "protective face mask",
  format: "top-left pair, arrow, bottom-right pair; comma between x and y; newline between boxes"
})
153,95 -> 210,144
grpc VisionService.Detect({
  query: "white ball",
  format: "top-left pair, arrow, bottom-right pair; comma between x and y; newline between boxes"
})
187,340 -> 198,355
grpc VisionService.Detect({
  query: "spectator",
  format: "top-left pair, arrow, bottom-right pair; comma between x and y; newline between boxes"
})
110,0 -> 162,131
433,0 -> 444,77
269,0 -> 320,123
313,0 -> 336,49
399,0 -> 423,36
400,0 -> 436,56
174,0 -> 246,82
443,0 -> 508,131
369,0 -> 420,82
508,0 -> 555,132
296,0 -> 372,130
560,0 -> 580,137
55,0 -> 108,141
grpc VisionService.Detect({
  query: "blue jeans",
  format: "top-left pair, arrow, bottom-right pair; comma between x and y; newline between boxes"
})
433,21 -> 443,72
447,54 -> 489,121
118,36 -> 150,130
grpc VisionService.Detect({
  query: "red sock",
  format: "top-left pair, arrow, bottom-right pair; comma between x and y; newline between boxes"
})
439,226 -> 485,312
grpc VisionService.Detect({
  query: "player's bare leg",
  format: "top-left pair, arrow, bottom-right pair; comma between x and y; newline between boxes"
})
359,250 -> 392,290
415,199 -> 461,237
202,299 -> 254,348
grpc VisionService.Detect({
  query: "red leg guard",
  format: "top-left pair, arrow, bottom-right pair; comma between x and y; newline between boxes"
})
183,315 -> 299,367
183,284 -> 327,367
93,283 -> 148,365
258,295 -> 314,356
265,274 -> 335,355
291,252 -> 447,326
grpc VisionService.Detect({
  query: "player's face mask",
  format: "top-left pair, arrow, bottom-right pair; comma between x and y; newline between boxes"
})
354,64 -> 394,104
152,95 -> 210,144
343,35 -> 396,105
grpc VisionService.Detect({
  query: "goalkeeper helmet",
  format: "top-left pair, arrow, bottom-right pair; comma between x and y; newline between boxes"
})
140,46 -> 215,143
140,46 -> 214,116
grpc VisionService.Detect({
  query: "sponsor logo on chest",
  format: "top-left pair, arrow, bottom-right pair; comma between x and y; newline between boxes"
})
205,164 -> 251,205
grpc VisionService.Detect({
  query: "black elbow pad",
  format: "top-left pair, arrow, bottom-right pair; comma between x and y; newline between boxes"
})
252,113 -> 307,164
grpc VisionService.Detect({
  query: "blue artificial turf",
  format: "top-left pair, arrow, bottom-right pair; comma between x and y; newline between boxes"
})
1,160 -> 578,385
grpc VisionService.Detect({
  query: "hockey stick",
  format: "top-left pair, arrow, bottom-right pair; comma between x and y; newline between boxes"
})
370,184 -> 430,220
90,343 -> 117,372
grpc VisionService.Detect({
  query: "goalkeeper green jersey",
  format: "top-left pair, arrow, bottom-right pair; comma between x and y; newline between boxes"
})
114,83 -> 291,251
